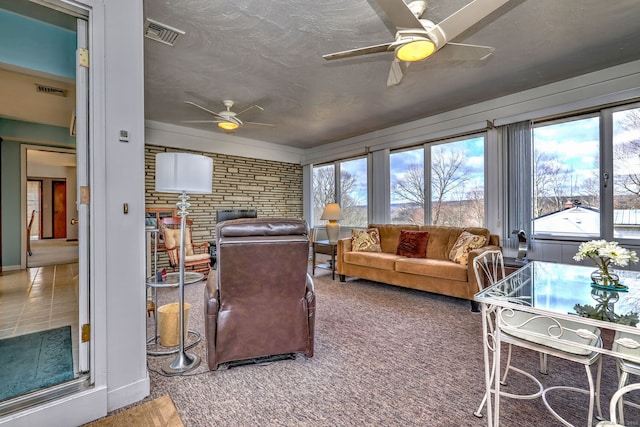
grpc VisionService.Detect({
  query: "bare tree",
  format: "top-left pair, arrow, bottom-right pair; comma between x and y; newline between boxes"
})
391,163 -> 424,224
533,152 -> 574,217
312,166 -> 335,223
431,147 -> 470,225
615,109 -> 640,199
340,171 -> 366,226
312,166 -> 365,226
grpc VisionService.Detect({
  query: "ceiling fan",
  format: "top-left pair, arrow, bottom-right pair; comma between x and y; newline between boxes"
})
183,100 -> 275,132
323,0 -> 510,86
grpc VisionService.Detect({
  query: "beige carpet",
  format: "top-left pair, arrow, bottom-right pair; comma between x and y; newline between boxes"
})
84,395 -> 183,427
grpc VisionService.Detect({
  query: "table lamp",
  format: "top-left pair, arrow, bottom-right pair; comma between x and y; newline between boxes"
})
321,203 -> 343,244
155,152 -> 213,374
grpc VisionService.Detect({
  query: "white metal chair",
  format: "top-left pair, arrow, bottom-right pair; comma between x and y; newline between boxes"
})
610,330 -> 640,425
595,382 -> 640,427
474,250 -> 604,426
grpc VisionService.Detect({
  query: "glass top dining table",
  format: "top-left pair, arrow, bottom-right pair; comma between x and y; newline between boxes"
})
476,260 -> 640,337
474,260 -> 640,426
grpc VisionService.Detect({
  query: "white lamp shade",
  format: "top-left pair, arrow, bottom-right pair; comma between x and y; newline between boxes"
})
320,203 -> 343,221
155,152 -> 213,194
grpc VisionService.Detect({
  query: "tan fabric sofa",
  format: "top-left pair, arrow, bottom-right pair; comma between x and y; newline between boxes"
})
337,224 -> 501,310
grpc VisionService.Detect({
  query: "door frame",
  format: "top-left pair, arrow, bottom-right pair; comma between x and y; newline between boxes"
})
20,145 -> 76,269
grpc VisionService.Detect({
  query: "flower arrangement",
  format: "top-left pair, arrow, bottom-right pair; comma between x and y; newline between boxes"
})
574,240 -> 639,288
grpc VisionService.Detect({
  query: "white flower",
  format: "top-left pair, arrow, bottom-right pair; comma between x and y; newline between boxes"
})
574,240 -> 639,268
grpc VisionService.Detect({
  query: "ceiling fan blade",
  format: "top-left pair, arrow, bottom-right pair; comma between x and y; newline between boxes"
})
376,0 -> 424,30
434,0 -> 510,43
181,120 -> 220,123
438,42 -> 495,61
244,121 -> 276,127
323,42 -> 393,60
235,104 -> 264,116
387,59 -> 410,87
184,101 -> 227,121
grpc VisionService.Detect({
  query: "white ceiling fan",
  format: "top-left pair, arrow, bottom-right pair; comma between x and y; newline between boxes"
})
323,0 -> 510,86
183,100 -> 276,132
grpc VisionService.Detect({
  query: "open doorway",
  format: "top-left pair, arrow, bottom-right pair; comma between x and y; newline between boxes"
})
25,148 -> 79,268
0,0 -> 90,413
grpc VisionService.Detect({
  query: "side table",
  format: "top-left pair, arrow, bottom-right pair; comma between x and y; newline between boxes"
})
312,240 -> 338,280
146,271 -> 204,356
502,257 -> 528,277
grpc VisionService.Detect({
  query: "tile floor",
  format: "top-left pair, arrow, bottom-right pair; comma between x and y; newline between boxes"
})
0,263 -> 80,373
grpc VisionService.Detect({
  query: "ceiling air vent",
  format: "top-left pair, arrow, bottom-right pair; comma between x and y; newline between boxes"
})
35,84 -> 67,97
144,18 -> 185,46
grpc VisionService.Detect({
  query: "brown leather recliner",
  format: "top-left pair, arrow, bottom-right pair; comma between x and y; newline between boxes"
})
205,217 -> 315,370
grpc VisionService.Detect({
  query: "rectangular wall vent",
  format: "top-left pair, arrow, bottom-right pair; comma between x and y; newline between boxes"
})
144,18 -> 185,46
35,84 -> 67,97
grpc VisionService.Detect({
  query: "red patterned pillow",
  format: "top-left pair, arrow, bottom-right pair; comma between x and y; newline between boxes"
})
396,230 -> 430,258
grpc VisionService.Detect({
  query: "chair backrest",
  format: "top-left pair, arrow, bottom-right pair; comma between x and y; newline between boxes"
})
598,382 -> 640,426
473,249 -> 505,291
159,216 -> 194,266
214,218 -> 311,362
27,210 -> 35,230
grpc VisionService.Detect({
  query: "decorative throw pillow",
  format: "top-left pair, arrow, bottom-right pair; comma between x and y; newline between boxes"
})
449,231 -> 487,265
351,228 -> 381,252
396,230 -> 430,258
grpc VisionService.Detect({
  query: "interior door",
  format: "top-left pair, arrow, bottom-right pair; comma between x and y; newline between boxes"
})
53,180 -> 67,238
76,17 -> 90,374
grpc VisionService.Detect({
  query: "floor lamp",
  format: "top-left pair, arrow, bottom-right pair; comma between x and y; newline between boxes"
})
155,152 -> 213,375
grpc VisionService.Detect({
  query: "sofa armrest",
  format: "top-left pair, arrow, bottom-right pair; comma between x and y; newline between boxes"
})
467,245 -> 502,293
336,237 -> 352,274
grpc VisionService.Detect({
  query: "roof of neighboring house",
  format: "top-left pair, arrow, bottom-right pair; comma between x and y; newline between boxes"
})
534,206 -> 640,237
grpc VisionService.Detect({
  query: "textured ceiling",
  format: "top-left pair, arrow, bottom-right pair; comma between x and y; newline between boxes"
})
2,1 -> 640,151
143,0 -> 640,149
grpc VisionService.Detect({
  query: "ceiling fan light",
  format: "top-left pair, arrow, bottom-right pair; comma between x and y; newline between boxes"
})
396,40 -> 435,62
218,121 -> 239,130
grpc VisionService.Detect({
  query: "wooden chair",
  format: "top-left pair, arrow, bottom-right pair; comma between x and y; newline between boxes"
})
159,217 -> 211,277
26,210 -> 35,256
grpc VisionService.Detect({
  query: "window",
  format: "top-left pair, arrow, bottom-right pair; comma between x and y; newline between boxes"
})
312,164 -> 335,225
389,135 -> 485,227
312,157 -> 368,228
431,137 -> 485,227
532,116 -> 600,237
613,106 -> 640,238
27,180 -> 41,239
339,158 -> 368,227
390,148 -> 424,224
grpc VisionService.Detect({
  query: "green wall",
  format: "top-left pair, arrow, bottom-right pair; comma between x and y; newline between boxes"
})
0,118 -> 75,267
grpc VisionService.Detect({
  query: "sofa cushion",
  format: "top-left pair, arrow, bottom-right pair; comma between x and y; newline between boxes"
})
395,258 -> 468,282
351,228 -> 381,252
449,231 -> 487,265
418,226 -> 464,260
343,251 -> 402,271
369,224 -> 419,254
463,227 -> 490,244
396,230 -> 430,258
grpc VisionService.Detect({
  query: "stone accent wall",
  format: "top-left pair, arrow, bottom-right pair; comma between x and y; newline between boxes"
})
144,145 -> 303,270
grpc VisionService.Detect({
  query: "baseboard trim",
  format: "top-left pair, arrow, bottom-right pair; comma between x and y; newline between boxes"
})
106,375 -> 150,412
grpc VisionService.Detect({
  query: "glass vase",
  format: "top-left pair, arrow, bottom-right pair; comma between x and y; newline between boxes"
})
591,269 -> 620,287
